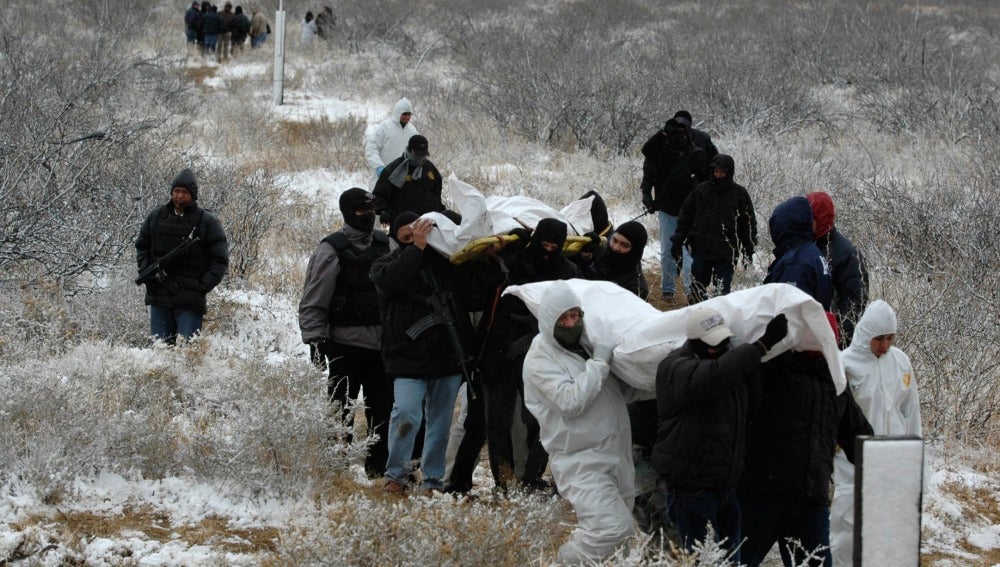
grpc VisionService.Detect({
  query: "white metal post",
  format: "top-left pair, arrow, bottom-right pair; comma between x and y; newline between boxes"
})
272,1 -> 286,106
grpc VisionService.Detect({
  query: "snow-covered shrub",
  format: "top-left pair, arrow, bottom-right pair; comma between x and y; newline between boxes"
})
0,3 -> 192,287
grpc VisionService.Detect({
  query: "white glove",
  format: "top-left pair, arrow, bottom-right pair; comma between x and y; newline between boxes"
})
591,342 -> 614,363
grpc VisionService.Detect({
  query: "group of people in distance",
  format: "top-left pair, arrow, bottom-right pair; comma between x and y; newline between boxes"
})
183,1 -> 269,61
134,97 -> 923,567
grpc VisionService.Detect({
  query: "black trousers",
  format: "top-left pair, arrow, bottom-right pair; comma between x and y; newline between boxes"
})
317,341 -> 393,478
482,354 -> 548,489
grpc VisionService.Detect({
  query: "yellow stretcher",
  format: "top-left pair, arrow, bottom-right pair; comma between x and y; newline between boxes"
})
449,231 -> 609,265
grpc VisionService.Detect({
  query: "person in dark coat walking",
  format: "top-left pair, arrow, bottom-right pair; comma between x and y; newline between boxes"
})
373,135 -> 445,226
764,196 -> 833,310
199,5 -> 222,55
184,1 -> 201,46
805,192 -> 870,348
673,110 -> 719,160
654,309 -> 787,561
738,350 -> 873,567
672,154 -> 757,303
639,117 -> 710,301
371,213 -> 475,494
135,168 -> 229,345
298,188 -> 393,478
229,6 -> 252,56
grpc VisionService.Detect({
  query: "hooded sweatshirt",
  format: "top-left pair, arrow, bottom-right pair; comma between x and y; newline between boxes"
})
674,154 -> 757,263
764,196 -> 833,309
365,98 -> 420,176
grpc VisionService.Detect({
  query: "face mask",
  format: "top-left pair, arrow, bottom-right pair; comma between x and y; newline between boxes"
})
407,151 -> 427,166
553,319 -> 584,350
345,210 -> 376,233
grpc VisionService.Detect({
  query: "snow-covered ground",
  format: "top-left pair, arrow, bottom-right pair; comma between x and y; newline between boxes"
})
2,6 -> 998,566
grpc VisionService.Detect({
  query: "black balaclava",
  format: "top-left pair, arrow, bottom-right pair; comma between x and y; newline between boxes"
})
690,337 -> 730,359
603,220 -> 648,276
339,187 -> 376,233
527,218 -> 568,267
666,117 -> 690,151
170,168 -> 199,201
710,154 -> 735,185
390,212 -> 420,246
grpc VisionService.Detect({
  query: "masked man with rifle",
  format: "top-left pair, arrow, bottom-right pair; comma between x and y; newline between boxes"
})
370,212 -> 477,495
135,168 -> 229,345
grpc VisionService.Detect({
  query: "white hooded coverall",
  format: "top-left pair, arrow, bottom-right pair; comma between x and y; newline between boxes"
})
364,97 -> 419,188
522,282 -> 636,565
830,300 -> 923,567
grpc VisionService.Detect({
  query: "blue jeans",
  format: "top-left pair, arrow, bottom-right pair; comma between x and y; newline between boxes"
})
203,34 -> 218,52
185,28 -> 198,43
385,375 -> 462,489
251,33 -> 268,48
149,305 -> 203,345
689,253 -> 736,303
739,493 -> 832,567
658,211 -> 692,295
668,488 -> 741,563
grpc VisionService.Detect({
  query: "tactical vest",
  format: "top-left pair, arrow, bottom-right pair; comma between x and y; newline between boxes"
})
323,230 -> 389,327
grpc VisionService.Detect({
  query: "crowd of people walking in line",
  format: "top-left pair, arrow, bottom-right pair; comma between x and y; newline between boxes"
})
137,88 -> 923,566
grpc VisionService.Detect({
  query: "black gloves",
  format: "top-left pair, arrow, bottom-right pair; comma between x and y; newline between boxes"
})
310,340 -> 332,370
508,227 -> 533,241
641,192 -> 654,213
583,231 -> 602,252
670,236 -> 684,264
755,314 -> 788,354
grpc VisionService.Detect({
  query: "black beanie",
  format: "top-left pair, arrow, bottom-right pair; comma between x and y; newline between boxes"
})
531,218 -> 568,250
170,168 -> 199,201
390,212 -> 420,244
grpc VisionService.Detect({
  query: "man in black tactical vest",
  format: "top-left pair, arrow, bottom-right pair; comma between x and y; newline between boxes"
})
299,188 -> 393,478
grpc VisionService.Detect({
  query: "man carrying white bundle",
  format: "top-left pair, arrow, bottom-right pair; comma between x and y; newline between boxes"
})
522,281 -> 636,564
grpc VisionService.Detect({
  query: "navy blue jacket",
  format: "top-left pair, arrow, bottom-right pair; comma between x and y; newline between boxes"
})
764,196 -> 833,309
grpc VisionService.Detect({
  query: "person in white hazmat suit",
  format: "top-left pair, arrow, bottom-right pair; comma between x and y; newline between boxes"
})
364,97 -> 419,189
829,299 -> 923,567
522,281 -> 637,564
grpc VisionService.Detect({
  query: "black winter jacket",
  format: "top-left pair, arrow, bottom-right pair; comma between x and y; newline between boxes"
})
653,342 -> 762,490
817,228 -> 869,347
639,129 -> 710,216
230,13 -> 252,43
690,127 -> 719,160
739,351 -> 873,505
674,174 -> 757,264
199,11 -> 222,35
372,157 -> 445,221
370,245 -> 474,379
136,203 -> 229,314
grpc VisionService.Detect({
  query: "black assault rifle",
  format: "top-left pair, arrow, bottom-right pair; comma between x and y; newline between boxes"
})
405,269 -> 476,396
135,228 -> 200,285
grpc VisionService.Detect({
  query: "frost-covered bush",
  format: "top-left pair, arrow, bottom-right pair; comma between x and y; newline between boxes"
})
0,2 -> 192,286
0,341 -> 366,500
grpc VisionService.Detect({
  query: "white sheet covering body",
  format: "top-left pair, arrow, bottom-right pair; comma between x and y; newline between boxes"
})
420,175 -> 595,258
830,300 -> 923,567
506,280 -> 845,396
522,282 -> 636,564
